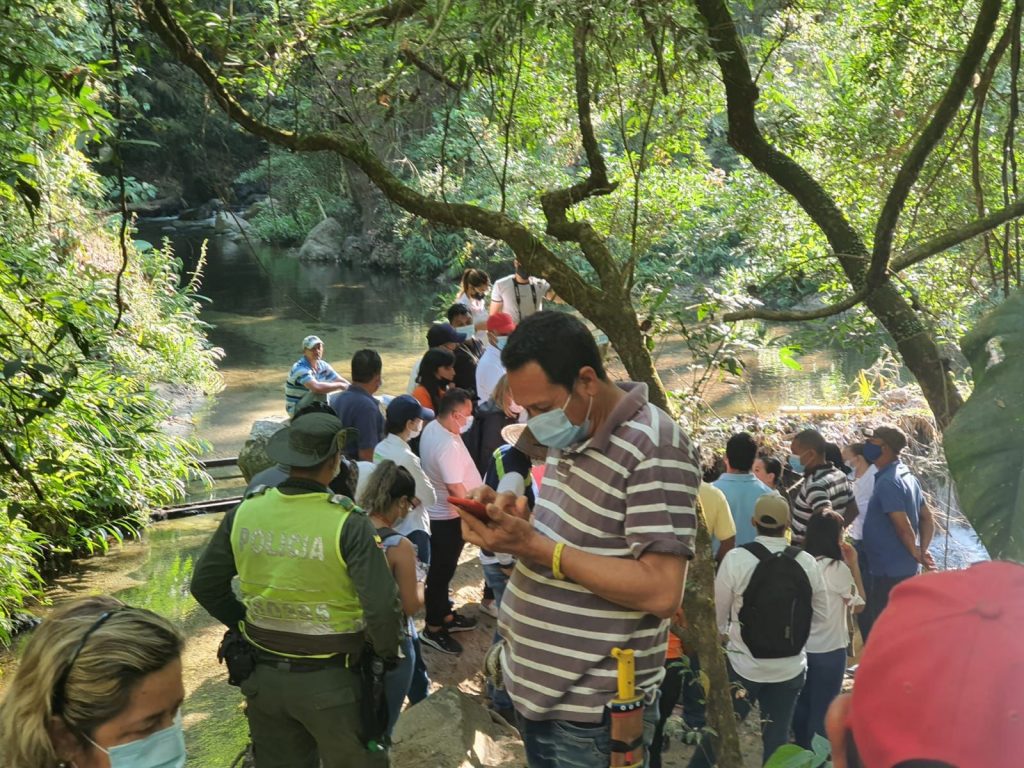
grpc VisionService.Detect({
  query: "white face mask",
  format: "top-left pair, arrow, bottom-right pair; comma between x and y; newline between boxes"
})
459,414 -> 474,434
408,420 -> 423,440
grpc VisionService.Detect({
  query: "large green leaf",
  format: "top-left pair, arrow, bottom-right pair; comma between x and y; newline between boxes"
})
944,290 -> 1024,560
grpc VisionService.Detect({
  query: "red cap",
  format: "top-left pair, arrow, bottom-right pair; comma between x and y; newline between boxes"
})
487,312 -> 517,335
850,561 -> 1024,767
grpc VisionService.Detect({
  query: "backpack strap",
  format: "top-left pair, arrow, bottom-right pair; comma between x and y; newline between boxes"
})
741,541 -> 773,561
782,545 -> 802,560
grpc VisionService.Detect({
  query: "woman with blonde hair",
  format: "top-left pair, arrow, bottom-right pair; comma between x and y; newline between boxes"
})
0,595 -> 185,768
358,460 -> 425,738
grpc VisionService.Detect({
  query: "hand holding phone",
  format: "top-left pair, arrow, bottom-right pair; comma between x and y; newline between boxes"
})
447,496 -> 490,521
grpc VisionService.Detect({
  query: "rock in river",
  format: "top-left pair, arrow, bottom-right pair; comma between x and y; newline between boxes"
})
298,217 -> 345,261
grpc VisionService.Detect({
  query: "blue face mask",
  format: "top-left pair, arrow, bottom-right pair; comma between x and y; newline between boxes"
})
456,325 -> 475,339
527,392 -> 593,449
862,442 -> 883,464
88,711 -> 186,768
788,454 -> 805,474
496,336 -> 508,350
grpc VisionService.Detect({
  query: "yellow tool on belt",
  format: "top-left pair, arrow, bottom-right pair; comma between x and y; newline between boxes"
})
608,647 -> 645,768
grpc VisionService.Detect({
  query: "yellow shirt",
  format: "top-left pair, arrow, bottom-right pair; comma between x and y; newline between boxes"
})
698,482 -> 737,541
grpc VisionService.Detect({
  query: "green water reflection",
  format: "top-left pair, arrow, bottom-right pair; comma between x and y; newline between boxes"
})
1,514 -> 249,767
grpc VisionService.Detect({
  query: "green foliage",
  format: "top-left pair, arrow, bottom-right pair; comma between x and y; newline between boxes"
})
236,151 -> 355,245
764,735 -> 832,767
0,139 -> 220,632
944,290 -> 1024,560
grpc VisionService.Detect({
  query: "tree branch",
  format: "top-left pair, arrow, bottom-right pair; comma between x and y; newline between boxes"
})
350,0 -> 427,29
539,20 -> 622,288
399,42 -> 461,91
869,0 -> 1002,287
135,0 -> 603,310
725,197 -> 1024,322
893,196 -> 1024,271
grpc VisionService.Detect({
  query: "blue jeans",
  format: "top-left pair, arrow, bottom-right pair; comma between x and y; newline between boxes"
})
851,539 -> 871,642
792,648 -> 846,749
518,692 -> 660,768
482,562 -> 512,710
686,662 -> 806,767
384,633 -> 415,738
406,529 -> 431,567
406,634 -> 430,705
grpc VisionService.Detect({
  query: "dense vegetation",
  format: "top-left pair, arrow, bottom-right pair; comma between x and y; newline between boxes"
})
0,0 -> 220,641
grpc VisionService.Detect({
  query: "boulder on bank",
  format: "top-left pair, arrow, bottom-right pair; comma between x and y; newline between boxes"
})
298,217 -> 345,261
390,688 -> 524,768
237,417 -> 288,481
214,211 -> 253,242
180,198 -> 223,221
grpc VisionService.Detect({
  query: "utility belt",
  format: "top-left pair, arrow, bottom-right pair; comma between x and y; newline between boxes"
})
254,650 -> 358,672
218,627 -> 359,685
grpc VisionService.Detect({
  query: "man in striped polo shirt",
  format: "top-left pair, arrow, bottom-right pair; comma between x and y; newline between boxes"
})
789,428 -> 856,544
460,311 -> 699,768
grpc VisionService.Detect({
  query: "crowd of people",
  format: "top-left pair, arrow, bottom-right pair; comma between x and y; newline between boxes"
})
0,261 -> 1018,768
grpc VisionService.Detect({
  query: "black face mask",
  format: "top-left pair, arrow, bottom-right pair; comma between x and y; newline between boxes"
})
472,291 -> 487,300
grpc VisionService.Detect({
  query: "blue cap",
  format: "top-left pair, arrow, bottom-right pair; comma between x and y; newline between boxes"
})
386,394 -> 434,428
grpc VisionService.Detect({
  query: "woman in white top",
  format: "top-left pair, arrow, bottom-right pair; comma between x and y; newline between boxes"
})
359,461 -> 427,738
793,510 -> 865,750
454,267 -> 491,343
842,442 -> 877,548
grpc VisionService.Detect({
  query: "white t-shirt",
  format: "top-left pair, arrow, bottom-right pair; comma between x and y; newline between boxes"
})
805,557 -> 864,653
456,290 -> 489,344
372,433 -> 435,536
715,536 -> 829,683
419,419 -> 483,520
849,464 -> 877,540
490,274 -> 551,324
475,345 -> 505,404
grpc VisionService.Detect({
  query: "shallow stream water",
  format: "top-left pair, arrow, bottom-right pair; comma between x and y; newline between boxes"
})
0,223 -> 987,766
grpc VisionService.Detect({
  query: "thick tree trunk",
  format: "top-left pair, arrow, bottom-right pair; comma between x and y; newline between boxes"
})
680,500 -> 744,767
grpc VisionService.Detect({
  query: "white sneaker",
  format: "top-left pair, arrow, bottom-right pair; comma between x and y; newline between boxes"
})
479,601 -> 499,619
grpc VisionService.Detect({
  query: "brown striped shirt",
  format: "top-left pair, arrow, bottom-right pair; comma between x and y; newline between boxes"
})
499,382 -> 699,722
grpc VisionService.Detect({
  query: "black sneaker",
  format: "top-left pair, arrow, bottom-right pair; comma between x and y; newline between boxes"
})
421,627 -> 462,655
445,611 -> 478,633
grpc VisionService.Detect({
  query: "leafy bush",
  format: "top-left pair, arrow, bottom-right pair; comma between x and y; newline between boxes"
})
236,150 -> 356,245
0,147 -> 220,633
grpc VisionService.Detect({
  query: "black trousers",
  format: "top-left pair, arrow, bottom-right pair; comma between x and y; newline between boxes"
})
425,518 -> 464,627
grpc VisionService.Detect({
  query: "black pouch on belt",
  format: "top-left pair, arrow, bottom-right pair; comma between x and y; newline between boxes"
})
217,628 -> 257,686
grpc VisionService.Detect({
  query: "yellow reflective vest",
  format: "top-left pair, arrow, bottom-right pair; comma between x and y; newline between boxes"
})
230,488 -> 365,649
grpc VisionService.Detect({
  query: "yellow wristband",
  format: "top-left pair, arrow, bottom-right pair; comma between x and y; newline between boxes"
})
552,541 -> 567,581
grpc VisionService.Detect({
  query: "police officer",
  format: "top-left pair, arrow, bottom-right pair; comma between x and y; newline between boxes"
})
191,412 -> 402,768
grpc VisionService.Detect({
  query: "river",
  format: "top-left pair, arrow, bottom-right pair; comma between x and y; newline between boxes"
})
0,222 -> 986,766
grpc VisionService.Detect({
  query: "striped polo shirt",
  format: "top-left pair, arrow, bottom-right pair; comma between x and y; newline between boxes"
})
284,357 -> 342,415
498,382 -> 699,722
791,463 -> 854,542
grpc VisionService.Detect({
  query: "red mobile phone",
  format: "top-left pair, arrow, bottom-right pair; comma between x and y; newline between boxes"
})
447,496 -> 490,521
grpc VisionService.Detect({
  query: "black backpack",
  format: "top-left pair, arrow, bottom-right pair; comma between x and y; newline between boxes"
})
738,542 -> 813,659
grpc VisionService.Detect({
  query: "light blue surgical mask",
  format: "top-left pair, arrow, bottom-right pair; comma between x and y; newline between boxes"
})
456,325 -> 475,339
87,710 -> 186,768
527,391 -> 593,449
788,454 -> 805,474
496,336 -> 508,350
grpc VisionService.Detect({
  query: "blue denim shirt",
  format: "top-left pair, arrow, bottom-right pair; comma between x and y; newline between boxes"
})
863,460 -> 923,578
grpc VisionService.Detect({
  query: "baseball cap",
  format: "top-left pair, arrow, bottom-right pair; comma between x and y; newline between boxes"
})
863,424 -> 908,452
266,412 -> 343,467
302,334 -> 323,349
849,561 -> 1024,767
426,323 -> 462,347
386,394 -> 434,428
753,493 -> 789,528
487,312 -> 517,336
